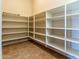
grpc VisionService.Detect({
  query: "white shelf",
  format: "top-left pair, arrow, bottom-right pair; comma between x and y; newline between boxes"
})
47,43 -> 65,52
35,32 -> 46,36
3,31 -> 28,35
47,27 -> 79,30
46,13 -> 79,20
35,19 -> 45,22
33,38 -> 45,44
47,36 -> 65,51
47,43 -> 79,59
47,15 -> 64,19
67,13 -> 79,17
47,27 -> 64,29
3,27 -> 28,29
29,36 -> 45,44
66,52 -> 79,59
47,35 -> 64,41
3,12 -> 28,18
66,28 -> 79,30
2,12 -> 29,43
47,35 -> 79,44
3,20 -> 28,23
3,36 -> 28,42
46,1 -> 79,58
66,39 -> 79,44
35,27 -> 46,28
66,49 -> 79,59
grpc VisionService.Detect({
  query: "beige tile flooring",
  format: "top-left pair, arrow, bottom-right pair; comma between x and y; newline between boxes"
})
3,41 -> 68,59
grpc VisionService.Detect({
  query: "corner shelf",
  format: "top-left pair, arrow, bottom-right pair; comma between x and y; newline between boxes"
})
29,16 -> 34,38
34,12 -> 46,43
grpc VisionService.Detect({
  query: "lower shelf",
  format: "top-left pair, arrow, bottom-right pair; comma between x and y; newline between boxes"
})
47,43 -> 65,51
34,38 -> 45,44
66,41 -> 79,58
29,36 -> 45,44
47,36 -> 65,51
2,36 -> 28,42
2,38 -> 29,46
28,36 -> 79,59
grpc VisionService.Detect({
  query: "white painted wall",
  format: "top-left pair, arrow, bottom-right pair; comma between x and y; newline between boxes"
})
33,0 -> 78,15
33,0 -> 64,15
3,0 -> 77,16
3,0 -> 33,16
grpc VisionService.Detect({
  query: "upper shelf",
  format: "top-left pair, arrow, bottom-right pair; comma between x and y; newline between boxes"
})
3,12 -> 28,19
46,1 -> 79,19
47,27 -> 79,30
46,12 -> 79,20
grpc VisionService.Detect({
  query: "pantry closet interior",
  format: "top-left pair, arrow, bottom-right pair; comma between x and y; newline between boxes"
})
2,0 -> 79,59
